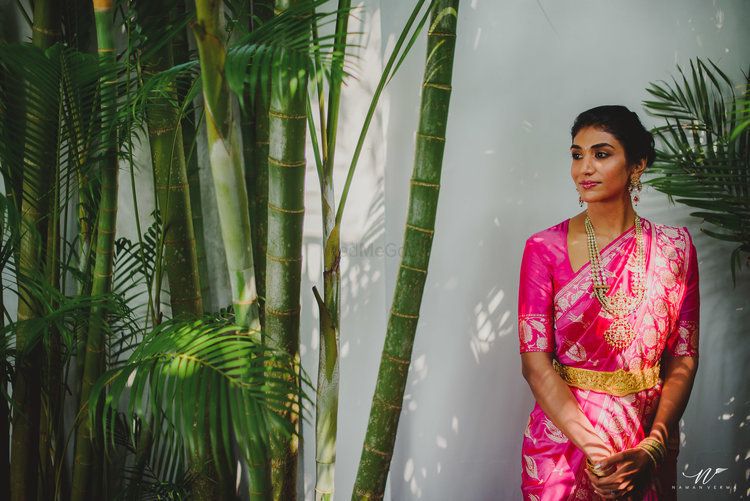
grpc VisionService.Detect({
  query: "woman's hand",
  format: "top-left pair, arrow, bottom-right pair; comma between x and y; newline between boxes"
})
586,447 -> 653,500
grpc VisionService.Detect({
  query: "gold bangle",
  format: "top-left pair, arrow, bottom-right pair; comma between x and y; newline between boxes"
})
638,438 -> 666,461
637,444 -> 658,469
586,458 -> 615,477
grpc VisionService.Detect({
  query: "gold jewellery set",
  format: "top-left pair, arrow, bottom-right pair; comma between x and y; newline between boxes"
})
585,211 -> 646,351
586,436 -> 667,478
553,210 -> 656,396
568,179 -> 666,485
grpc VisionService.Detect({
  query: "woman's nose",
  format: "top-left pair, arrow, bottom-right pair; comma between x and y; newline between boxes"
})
582,153 -> 596,173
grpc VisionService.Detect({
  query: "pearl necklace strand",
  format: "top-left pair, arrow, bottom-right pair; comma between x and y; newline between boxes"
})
584,212 -> 646,350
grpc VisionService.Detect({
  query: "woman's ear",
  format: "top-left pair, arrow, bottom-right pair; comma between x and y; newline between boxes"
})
632,158 -> 647,178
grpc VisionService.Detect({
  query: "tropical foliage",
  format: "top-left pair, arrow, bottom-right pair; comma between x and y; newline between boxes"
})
0,0 -> 461,499
643,58 -> 750,284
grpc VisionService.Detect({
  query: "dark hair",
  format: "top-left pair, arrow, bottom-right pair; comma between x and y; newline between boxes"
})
570,105 -> 655,169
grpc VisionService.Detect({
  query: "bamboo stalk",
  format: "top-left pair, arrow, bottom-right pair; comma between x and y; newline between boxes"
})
39,129 -> 64,500
240,0 -> 274,337
139,1 -> 203,319
71,1 -> 117,499
8,1 -> 60,499
192,0 -> 264,498
313,2 -> 350,499
265,2 -> 310,499
351,2 -> 460,499
173,0 -> 212,312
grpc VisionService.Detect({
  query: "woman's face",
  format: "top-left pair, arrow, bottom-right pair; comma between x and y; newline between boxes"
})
570,126 -> 635,204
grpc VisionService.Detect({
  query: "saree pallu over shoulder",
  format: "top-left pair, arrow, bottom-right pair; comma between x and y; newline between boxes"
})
518,218 -> 700,501
550,219 -> 697,371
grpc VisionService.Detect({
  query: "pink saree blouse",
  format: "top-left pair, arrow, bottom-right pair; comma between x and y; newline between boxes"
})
517,217 -> 700,500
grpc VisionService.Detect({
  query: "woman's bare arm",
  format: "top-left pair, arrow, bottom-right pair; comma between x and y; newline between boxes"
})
647,355 -> 699,446
521,352 -> 613,462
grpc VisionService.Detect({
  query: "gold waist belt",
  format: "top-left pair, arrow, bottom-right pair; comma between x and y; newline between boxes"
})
552,359 -> 661,397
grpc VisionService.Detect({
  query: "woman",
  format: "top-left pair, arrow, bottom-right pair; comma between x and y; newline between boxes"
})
517,105 -> 700,500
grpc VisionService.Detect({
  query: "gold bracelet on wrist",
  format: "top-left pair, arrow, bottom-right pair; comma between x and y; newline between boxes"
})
586,457 -> 615,477
637,437 -> 665,468
638,437 -> 666,463
636,444 -> 658,469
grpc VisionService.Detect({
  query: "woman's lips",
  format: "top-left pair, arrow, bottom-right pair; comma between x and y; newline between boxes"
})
580,181 -> 600,189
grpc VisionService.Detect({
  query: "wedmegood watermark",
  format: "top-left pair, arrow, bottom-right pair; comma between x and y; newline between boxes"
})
340,242 -> 403,258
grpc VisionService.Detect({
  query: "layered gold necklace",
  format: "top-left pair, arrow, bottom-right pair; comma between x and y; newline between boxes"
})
584,212 -> 646,350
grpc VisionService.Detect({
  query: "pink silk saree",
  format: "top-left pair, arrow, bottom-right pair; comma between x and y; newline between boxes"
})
517,217 -> 700,501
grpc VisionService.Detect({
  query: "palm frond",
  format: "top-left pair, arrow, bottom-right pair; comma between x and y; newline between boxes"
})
225,0 -> 363,109
642,57 -> 750,280
91,314 -> 315,470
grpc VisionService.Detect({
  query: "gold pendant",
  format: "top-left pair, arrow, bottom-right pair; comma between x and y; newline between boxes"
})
603,317 -> 636,350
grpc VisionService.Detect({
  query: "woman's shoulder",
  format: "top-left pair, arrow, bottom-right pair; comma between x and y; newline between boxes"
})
522,218 -> 568,256
649,220 -> 694,246
525,218 -> 568,244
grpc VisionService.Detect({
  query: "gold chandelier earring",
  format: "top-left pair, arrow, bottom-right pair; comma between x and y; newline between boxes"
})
628,177 -> 642,205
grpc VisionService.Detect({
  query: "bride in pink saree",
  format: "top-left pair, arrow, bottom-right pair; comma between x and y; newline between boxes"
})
518,215 -> 699,500
518,106 -> 700,501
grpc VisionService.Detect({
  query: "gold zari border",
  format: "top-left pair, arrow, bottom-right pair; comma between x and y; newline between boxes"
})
552,359 -> 660,397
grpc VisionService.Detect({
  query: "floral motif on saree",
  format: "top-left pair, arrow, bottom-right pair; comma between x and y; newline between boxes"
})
517,217 -> 700,500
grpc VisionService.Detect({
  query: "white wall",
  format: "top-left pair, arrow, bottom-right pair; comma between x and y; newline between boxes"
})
363,1 -> 750,500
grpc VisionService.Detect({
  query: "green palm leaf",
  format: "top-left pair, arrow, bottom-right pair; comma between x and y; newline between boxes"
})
643,57 -> 749,282
225,0 -> 362,109
90,314 -> 314,471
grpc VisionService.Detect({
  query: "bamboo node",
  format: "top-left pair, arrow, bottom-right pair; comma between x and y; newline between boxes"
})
363,443 -> 392,459
234,297 -> 259,306
410,178 -> 440,189
390,308 -> 419,320
150,125 -> 177,136
266,305 -> 301,317
405,223 -> 434,236
382,352 -> 410,365
423,82 -> 452,91
269,109 -> 307,120
266,252 -> 303,264
400,263 -> 427,274
428,31 -> 457,37
268,201 -> 305,214
374,394 -> 403,411
268,156 -> 306,168
416,132 -> 446,142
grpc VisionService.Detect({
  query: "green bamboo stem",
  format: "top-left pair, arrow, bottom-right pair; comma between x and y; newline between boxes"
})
173,0 -> 212,312
8,1 -> 60,499
39,135 -> 65,500
192,0 -> 264,498
238,4 -> 275,495
71,2 -> 117,499
351,2 -> 459,499
313,2 -> 350,500
265,2 -> 310,499
139,1 -> 203,319
241,0 -> 273,338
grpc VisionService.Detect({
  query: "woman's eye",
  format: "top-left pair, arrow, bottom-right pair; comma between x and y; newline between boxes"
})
596,152 -> 609,158
571,153 -> 581,159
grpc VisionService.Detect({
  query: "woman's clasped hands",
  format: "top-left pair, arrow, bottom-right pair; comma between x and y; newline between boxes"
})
586,447 -> 655,500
